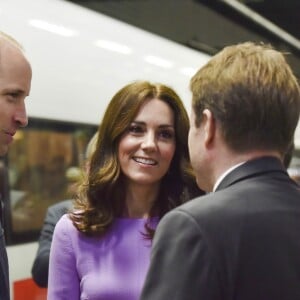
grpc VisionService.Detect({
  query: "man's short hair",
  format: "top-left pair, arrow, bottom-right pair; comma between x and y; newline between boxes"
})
190,42 -> 300,155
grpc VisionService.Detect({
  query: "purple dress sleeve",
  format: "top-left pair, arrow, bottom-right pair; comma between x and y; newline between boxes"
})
47,214 -> 80,299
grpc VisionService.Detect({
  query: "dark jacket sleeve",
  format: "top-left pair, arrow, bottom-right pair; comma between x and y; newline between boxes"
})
140,209 -> 221,300
31,200 -> 72,287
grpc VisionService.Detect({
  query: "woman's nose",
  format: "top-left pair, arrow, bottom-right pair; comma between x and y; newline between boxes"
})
141,132 -> 157,151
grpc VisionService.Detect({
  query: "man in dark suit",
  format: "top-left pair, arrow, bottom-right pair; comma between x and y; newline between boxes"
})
0,31 -> 32,300
31,199 -> 73,287
140,42 -> 300,300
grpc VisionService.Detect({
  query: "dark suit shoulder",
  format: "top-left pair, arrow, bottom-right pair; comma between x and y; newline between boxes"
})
48,199 -> 73,213
175,173 -> 300,249
179,172 -> 300,216
49,199 -> 73,211
46,199 -> 73,223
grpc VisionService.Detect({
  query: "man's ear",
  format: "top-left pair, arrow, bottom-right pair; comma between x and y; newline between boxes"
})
202,109 -> 215,147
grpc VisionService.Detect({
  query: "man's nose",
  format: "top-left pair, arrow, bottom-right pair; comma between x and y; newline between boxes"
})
14,103 -> 28,127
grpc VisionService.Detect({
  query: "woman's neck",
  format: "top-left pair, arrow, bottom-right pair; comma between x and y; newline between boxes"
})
122,182 -> 160,218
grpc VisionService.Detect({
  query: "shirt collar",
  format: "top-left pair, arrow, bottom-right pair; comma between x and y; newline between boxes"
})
213,161 -> 246,192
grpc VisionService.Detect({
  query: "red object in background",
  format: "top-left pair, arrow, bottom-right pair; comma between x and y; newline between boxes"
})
13,278 -> 47,300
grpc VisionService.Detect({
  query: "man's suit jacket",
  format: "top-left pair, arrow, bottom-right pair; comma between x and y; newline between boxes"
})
0,223 -> 9,300
141,156 -> 300,300
31,199 -> 73,287
0,171 -> 10,299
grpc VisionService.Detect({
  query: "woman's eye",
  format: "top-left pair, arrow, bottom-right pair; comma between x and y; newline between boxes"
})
128,125 -> 143,134
159,130 -> 174,140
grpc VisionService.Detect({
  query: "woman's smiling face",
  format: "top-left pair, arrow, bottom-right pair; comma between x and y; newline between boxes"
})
118,98 -> 176,187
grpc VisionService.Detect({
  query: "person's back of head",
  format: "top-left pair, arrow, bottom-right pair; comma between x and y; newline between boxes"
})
190,42 -> 300,156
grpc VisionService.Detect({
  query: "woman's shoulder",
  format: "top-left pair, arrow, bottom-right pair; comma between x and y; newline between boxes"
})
55,213 -> 76,233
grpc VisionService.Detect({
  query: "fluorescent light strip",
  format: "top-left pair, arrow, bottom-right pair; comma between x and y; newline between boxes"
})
144,55 -> 173,68
95,39 -> 132,55
29,19 -> 78,37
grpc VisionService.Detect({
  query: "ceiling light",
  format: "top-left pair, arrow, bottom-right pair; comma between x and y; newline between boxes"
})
143,55 -> 173,68
29,19 -> 78,37
94,39 -> 132,55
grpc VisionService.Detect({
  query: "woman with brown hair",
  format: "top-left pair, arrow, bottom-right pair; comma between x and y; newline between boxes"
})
47,80 -> 203,300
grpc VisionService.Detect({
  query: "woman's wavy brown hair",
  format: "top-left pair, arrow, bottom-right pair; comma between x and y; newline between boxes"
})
70,81 -> 203,239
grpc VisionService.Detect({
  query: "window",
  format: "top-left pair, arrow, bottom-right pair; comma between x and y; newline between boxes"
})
2,118 -> 97,245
